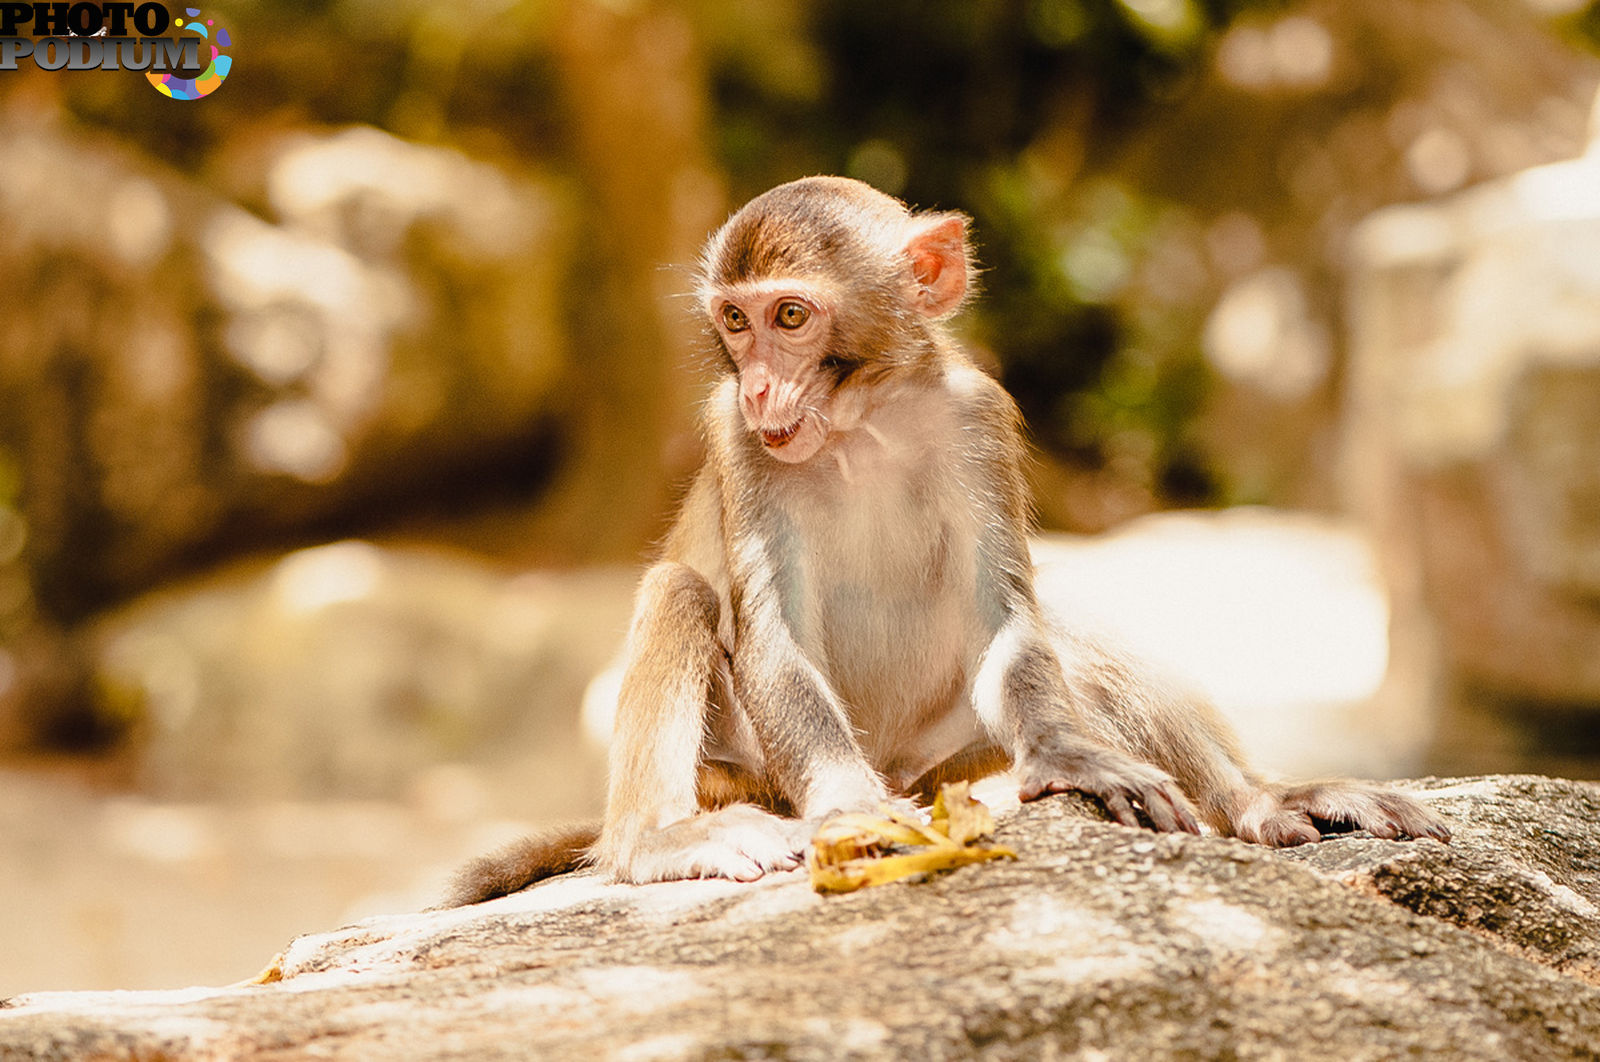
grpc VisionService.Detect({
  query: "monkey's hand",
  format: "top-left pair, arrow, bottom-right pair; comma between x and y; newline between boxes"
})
1018,744 -> 1202,835
602,804 -> 813,885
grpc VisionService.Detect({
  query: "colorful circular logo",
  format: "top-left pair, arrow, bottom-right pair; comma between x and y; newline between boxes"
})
146,7 -> 230,99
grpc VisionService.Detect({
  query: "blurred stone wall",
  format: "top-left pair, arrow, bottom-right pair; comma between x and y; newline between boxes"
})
0,113 -> 578,744
1107,0 -> 1600,522
1345,96 -> 1600,776
90,542 -> 635,803
0,0 -> 727,753
0,118 -> 570,609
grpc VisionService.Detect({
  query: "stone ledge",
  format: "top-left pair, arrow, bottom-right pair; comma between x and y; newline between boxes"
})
4,776 -> 1598,1060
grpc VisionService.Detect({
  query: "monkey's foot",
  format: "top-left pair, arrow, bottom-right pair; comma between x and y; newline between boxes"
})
604,804 -> 813,884
1018,749 -> 1202,835
1233,782 -> 1452,847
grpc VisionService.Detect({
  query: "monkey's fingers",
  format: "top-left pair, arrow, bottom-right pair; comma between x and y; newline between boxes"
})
714,855 -> 770,882
1100,790 -> 1142,829
1137,786 -> 1203,835
1020,773 -> 1202,836
1018,777 -> 1085,803
1244,810 -> 1321,847
1022,777 -> 1148,830
1416,818 -> 1453,843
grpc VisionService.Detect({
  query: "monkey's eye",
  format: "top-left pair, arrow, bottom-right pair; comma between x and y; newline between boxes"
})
774,301 -> 811,330
721,304 -> 750,332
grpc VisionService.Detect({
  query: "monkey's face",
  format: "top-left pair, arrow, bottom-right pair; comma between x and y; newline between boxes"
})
710,280 -> 839,465
698,178 -> 973,465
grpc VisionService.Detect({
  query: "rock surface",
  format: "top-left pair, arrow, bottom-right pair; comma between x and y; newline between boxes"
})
4,776 -> 1600,1059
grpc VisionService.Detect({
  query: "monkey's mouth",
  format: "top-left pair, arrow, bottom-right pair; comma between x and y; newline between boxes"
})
760,419 -> 803,449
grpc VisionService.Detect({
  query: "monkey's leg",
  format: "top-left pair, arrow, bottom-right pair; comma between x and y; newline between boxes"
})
1239,780 -> 1451,845
903,744 -> 1013,805
975,615 -> 1203,834
1053,631 -> 1450,846
594,561 -> 810,884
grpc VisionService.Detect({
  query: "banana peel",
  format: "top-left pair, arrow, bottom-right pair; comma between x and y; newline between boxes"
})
808,781 -> 1015,894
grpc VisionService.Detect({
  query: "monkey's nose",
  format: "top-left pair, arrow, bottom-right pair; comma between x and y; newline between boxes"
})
744,383 -> 771,417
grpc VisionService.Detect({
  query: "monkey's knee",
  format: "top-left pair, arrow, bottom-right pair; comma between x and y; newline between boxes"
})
635,561 -> 720,632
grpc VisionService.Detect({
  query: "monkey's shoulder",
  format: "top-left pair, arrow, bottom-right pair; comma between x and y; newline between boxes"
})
941,359 -> 1024,429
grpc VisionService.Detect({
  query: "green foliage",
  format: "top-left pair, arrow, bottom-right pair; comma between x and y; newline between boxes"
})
1560,0 -> 1600,53
46,0 -> 1263,535
705,0 -> 1270,516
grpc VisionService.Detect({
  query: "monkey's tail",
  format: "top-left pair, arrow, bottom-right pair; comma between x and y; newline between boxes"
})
437,823 -> 600,908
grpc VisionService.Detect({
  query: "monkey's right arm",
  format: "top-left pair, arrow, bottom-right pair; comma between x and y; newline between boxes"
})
719,502 -> 892,821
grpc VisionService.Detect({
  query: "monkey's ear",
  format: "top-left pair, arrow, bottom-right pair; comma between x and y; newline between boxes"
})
903,214 -> 971,319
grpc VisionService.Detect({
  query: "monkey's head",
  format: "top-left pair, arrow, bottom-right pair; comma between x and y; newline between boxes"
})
698,176 -> 972,464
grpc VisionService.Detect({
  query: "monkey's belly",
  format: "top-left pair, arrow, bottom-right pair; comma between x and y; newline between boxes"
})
815,583 -> 984,771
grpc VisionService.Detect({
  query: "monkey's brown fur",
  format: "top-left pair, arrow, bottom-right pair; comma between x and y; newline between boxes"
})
444,177 -> 1447,908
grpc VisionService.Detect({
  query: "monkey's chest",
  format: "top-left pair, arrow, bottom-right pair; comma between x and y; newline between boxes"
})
783,481 -> 980,737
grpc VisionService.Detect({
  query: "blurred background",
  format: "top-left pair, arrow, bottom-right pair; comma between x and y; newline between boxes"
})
4,0 -> 1600,995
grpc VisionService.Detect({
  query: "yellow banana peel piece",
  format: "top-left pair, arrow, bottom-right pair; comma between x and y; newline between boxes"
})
931,779 -> 998,845
809,781 -> 1016,894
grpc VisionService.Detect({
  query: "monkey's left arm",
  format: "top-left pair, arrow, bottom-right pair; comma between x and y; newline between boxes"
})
971,585 -> 1203,833
961,380 -> 1202,834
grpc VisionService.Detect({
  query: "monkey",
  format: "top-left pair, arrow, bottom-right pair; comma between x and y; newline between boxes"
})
444,176 -> 1448,906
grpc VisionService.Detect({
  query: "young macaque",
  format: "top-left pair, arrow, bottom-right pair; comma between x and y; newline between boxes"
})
446,176 -> 1448,905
